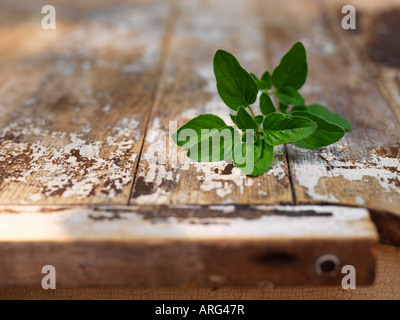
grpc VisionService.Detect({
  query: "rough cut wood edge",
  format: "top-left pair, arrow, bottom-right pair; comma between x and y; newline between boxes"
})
0,205 -> 377,286
1,244 -> 396,300
0,239 -> 376,287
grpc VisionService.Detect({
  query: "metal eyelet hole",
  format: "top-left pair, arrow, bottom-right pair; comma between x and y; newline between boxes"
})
315,254 -> 340,277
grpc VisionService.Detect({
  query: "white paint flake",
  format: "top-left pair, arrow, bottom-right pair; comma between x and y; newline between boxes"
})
291,143 -> 400,203
0,115 -> 142,201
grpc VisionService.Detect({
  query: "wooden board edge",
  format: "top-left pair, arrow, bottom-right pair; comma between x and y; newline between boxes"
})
0,239 -> 377,287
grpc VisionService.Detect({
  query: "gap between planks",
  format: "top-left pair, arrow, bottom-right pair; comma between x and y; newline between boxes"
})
127,0 -> 178,206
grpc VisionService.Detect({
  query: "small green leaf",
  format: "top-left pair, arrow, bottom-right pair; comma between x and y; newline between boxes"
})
250,72 -> 272,91
172,115 -> 235,162
250,73 -> 265,91
187,126 -> 237,162
261,71 -> 272,90
276,86 -> 305,106
308,104 -> 352,132
233,132 -> 262,169
172,114 -> 227,147
214,50 -> 258,110
291,105 -> 308,112
279,102 -> 289,113
291,111 -> 345,149
236,107 -> 259,131
250,73 -> 259,84
236,140 -> 274,176
260,93 -> 276,115
255,115 -> 264,125
230,114 -> 238,126
272,42 -> 308,90
263,112 -> 317,146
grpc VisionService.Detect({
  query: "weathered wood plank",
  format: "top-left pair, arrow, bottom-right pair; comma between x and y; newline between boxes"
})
258,0 -> 400,216
323,0 -> 400,123
130,0 -> 293,206
322,0 -> 400,245
0,0 -> 171,204
0,205 -> 377,286
1,244 -> 397,300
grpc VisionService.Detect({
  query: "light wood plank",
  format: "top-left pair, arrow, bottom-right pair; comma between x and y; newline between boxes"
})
0,0 -> 171,204
0,205 -> 377,286
258,0 -> 400,217
130,0 -> 293,206
322,0 -> 400,245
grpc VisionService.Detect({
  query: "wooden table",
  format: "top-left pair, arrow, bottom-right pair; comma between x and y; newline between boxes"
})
0,0 -> 399,299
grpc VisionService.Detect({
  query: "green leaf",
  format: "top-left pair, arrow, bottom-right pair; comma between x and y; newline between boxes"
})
232,132 -> 262,167
171,115 -> 235,162
236,140 -> 274,176
250,72 -> 272,91
261,71 -> 272,90
260,93 -> 276,115
276,86 -> 305,106
263,112 -> 317,146
255,115 -> 264,125
291,105 -> 308,112
250,73 -> 266,91
279,102 -> 289,113
308,104 -> 352,132
272,42 -> 308,90
214,50 -> 258,110
291,111 -> 345,149
233,132 -> 262,168
236,107 -> 259,131
171,114 -> 227,147
230,114 -> 238,126
187,126 -> 237,162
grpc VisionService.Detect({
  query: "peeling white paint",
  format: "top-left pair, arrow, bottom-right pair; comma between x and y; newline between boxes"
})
209,205 -> 236,213
0,115 -> 141,201
0,205 -> 377,241
355,196 -> 366,205
29,193 -> 42,201
290,143 -> 400,203
102,104 -> 112,113
135,188 -> 171,205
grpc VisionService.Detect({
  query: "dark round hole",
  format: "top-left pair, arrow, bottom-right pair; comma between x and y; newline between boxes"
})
315,254 -> 340,277
320,260 -> 336,273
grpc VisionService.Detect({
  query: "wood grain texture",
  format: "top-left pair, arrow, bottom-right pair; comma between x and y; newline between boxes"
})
0,0 -> 398,290
322,0 -> 400,245
0,244 -> 397,300
0,205 -> 377,286
0,0 -> 171,205
258,0 -> 400,216
130,0 -> 292,206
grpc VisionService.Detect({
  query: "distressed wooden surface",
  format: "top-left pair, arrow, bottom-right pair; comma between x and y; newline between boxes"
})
323,0 -> 400,245
0,244 -> 398,300
0,0 -> 171,204
0,0 -> 399,290
256,0 -> 400,216
130,0 -> 292,206
0,205 -> 377,286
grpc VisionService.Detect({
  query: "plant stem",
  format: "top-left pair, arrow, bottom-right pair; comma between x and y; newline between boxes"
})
247,105 -> 256,120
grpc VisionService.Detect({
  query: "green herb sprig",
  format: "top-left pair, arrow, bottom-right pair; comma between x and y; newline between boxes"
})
172,42 -> 352,176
